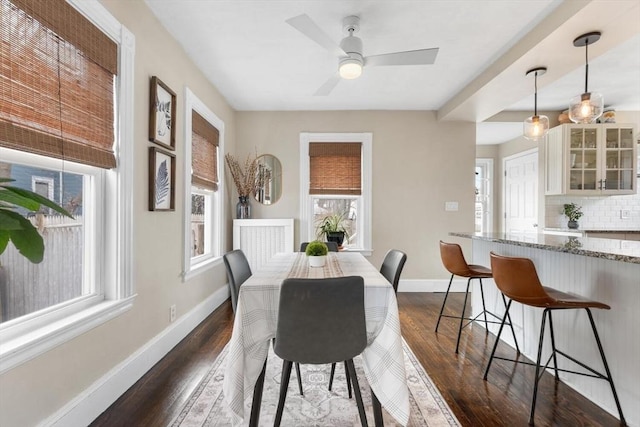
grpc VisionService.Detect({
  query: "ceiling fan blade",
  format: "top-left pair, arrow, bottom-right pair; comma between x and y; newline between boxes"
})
365,48 -> 439,67
314,75 -> 341,96
286,14 -> 347,58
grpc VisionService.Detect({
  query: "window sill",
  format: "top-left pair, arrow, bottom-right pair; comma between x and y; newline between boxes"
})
0,296 -> 136,374
183,256 -> 223,282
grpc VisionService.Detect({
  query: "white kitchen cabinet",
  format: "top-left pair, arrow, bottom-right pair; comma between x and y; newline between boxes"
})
545,123 -> 637,195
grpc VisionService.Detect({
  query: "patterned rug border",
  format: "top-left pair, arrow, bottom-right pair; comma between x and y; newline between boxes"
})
171,339 -> 460,426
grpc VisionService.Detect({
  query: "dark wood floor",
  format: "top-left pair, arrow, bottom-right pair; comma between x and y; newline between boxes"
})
91,293 -> 623,426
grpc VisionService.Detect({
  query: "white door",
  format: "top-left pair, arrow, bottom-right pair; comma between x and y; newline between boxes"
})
504,150 -> 538,233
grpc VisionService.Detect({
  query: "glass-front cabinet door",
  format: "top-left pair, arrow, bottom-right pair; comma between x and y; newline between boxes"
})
546,123 -> 637,196
604,127 -> 635,191
569,127 -> 598,191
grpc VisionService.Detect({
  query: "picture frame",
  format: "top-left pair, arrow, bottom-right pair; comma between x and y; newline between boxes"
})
149,147 -> 176,211
149,76 -> 176,150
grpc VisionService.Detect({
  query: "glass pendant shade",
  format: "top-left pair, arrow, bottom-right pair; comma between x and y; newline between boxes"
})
569,92 -> 604,123
523,67 -> 548,141
569,32 -> 603,124
524,115 -> 549,140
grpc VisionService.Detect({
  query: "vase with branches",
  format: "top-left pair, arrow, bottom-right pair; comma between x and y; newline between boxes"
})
225,153 -> 257,219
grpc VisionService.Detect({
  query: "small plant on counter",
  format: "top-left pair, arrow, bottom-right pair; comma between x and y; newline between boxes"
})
305,240 -> 329,257
563,203 -> 583,229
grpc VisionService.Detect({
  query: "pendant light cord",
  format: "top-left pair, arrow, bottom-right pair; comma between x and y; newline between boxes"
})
534,71 -> 538,116
584,38 -> 589,93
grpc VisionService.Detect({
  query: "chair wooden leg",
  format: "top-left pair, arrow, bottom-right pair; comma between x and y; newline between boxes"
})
529,309 -> 548,425
345,359 -> 369,427
344,360 -> 353,398
586,308 -> 626,425
483,299 -> 511,380
455,278 -> 472,354
249,360 -> 267,427
435,274 -> 454,332
295,362 -> 304,395
328,362 -> 336,391
274,360 -> 293,427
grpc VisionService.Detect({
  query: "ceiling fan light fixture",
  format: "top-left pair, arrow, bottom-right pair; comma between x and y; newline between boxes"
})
523,67 -> 549,141
569,31 -> 604,124
339,57 -> 363,79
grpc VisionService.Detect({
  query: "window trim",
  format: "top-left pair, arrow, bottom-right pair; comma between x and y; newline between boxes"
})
299,132 -> 372,255
182,87 -> 225,281
0,0 -> 135,374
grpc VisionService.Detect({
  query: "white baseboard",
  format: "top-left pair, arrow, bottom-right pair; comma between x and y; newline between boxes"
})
397,278 -> 469,293
44,285 -> 230,427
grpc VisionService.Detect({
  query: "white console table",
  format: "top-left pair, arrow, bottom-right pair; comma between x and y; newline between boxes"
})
232,219 -> 294,271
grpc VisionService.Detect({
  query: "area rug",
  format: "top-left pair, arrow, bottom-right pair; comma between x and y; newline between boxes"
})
171,339 -> 460,426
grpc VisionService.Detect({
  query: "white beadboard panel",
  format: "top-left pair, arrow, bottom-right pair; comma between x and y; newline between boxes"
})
470,240 -> 639,426
233,219 -> 294,271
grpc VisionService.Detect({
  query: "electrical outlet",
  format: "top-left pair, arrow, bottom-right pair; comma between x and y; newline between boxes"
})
170,304 -> 176,322
621,209 -> 631,219
445,201 -> 459,211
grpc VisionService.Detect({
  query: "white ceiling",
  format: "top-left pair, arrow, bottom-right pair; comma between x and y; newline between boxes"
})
144,0 -> 640,144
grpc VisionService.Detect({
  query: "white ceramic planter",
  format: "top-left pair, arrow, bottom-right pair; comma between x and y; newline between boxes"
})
308,255 -> 327,268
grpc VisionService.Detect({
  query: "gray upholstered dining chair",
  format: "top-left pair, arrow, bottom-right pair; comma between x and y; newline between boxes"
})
272,276 -> 369,427
329,249 -> 407,395
222,249 -> 252,313
223,249 -> 304,397
300,241 -> 339,252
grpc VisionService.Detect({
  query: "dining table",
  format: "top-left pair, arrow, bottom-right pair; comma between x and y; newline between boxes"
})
222,251 -> 410,426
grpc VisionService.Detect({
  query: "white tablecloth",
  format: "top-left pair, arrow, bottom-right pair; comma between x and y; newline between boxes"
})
222,252 -> 410,425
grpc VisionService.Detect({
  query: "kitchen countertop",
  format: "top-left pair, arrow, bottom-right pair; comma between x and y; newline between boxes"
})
450,231 -> 640,264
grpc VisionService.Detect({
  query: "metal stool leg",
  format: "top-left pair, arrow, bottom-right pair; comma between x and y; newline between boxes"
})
529,309 -> 549,425
503,294 -> 520,354
345,361 -> 353,398
586,308 -> 626,425
484,299 -> 512,379
455,278 -> 472,354
435,274 -> 454,332
328,362 -> 336,391
479,278 -> 489,331
547,310 -> 560,379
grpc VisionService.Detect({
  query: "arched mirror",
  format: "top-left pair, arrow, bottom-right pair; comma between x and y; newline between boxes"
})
255,154 -> 282,205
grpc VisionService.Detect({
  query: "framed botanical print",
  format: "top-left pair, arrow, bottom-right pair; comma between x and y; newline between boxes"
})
149,147 -> 176,211
149,76 -> 176,150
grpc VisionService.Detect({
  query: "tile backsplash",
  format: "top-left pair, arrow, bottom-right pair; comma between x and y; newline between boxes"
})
546,178 -> 640,230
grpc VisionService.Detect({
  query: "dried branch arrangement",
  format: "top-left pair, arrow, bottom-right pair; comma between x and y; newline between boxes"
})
225,153 -> 257,197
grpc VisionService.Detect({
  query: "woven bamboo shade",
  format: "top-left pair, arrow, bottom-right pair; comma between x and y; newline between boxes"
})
191,111 -> 219,191
309,142 -> 362,195
0,0 -> 117,169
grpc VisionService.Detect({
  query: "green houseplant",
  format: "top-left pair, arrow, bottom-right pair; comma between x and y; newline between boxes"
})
305,240 -> 328,268
0,178 -> 73,263
316,212 -> 350,247
563,203 -> 583,229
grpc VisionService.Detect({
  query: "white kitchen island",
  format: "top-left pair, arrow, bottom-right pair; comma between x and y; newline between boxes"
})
452,232 -> 639,426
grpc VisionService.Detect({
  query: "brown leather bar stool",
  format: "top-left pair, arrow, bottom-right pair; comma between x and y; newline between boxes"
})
485,252 -> 626,426
437,241 -> 519,354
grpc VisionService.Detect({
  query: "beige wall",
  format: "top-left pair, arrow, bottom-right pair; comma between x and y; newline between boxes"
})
0,1 -> 236,425
236,111 -> 476,279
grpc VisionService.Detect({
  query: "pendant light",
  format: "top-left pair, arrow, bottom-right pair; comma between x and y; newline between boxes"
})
569,32 -> 604,123
523,67 -> 549,141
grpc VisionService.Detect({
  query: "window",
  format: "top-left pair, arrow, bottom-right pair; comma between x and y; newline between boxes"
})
182,88 -> 224,279
0,0 -> 134,372
299,133 -> 372,254
475,159 -> 494,233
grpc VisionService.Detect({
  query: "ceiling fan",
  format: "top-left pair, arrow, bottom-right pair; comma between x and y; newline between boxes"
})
286,14 -> 439,96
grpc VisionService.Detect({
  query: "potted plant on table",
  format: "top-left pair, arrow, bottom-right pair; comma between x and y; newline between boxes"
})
305,240 -> 328,268
316,212 -> 350,248
563,203 -> 583,229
